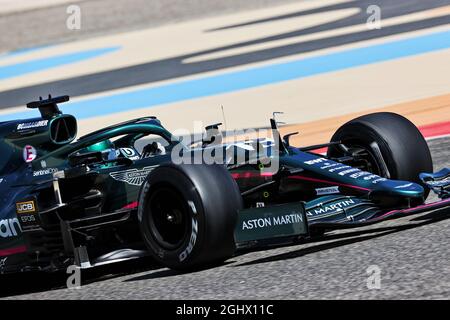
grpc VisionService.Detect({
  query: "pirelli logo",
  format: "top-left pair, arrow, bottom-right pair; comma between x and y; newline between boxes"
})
16,200 -> 36,214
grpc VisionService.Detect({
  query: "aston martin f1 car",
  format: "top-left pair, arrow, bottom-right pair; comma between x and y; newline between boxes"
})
0,95 -> 449,273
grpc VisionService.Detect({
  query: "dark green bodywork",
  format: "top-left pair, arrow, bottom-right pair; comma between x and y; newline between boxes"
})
0,109 -> 432,273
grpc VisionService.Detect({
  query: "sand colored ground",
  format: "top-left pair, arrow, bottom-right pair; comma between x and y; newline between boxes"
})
280,93 -> 450,146
220,93 -> 450,147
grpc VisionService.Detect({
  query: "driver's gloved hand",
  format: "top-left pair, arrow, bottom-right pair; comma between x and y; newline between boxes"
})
141,142 -> 159,158
141,142 -> 166,158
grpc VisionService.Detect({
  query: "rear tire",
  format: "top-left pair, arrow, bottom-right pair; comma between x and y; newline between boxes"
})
138,163 -> 242,270
328,112 -> 433,199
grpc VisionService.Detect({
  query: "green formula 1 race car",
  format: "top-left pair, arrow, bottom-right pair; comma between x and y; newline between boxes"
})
0,95 -> 449,273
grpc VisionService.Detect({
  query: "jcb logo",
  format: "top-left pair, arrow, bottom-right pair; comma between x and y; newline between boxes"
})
16,201 -> 36,214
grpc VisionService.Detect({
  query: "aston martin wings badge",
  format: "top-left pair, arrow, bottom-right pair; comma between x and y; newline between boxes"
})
109,166 -> 158,186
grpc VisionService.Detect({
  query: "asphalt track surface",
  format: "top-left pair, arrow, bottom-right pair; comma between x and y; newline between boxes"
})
1,137 -> 448,300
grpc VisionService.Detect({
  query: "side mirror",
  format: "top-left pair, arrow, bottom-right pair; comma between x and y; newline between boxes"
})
283,132 -> 299,147
203,123 -> 223,147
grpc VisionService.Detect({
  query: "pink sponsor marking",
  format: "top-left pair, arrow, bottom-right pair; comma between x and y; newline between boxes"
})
0,245 -> 27,257
231,172 -> 370,192
378,198 -> 450,219
288,175 -> 371,192
122,201 -> 139,209
231,172 -> 275,179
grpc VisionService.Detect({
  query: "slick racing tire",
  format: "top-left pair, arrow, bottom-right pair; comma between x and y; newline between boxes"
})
328,112 -> 433,200
138,163 -> 243,270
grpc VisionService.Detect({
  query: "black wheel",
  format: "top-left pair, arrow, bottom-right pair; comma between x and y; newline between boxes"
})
328,112 -> 433,199
138,163 -> 243,270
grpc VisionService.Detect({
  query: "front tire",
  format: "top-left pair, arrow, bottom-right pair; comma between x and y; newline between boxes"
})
328,112 -> 433,199
138,163 -> 242,270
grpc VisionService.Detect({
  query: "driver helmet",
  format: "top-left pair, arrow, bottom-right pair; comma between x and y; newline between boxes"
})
86,139 -> 117,160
